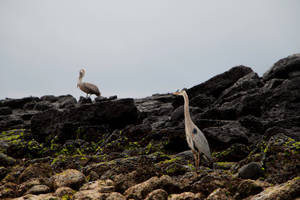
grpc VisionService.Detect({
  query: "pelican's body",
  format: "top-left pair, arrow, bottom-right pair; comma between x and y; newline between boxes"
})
77,69 -> 101,97
173,89 -> 211,169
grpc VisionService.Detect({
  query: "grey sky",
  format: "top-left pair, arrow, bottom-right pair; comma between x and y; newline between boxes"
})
0,1 -> 299,99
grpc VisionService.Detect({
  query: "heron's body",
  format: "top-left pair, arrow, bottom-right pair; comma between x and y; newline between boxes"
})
173,90 -> 211,169
77,69 -> 101,97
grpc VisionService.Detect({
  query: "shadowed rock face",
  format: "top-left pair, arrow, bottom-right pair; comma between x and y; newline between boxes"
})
263,53 -> 300,81
31,98 -> 138,143
0,54 -> 300,200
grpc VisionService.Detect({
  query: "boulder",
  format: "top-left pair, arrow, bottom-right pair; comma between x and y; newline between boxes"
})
52,169 -> 86,190
234,179 -> 267,199
78,96 -> 92,104
56,95 -> 77,109
0,97 -> 40,109
187,66 -> 253,98
169,192 -> 205,200
206,188 -> 233,200
145,189 -> 168,200
40,95 -> 59,102
16,178 -> 51,196
251,176 -> 300,200
33,101 -> 54,111
79,179 -> 115,193
0,107 -> 12,115
31,98 -> 138,143
72,191 -> 125,200
203,121 -> 249,149
25,184 -> 50,195
0,152 -> 16,166
124,175 -> 181,200
18,163 -> 53,183
238,162 -> 264,180
219,72 -> 263,99
263,53 -> 300,81
54,186 -> 75,198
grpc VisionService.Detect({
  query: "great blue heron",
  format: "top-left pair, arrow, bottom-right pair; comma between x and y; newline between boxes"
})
77,68 -> 101,97
173,89 -> 212,169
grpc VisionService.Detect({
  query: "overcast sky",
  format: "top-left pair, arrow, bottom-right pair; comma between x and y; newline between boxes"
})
0,1 -> 299,100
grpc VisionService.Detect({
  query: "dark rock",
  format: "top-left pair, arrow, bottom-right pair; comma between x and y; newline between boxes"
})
52,169 -> 86,190
25,184 -> 50,195
57,95 -> 77,109
109,95 -> 118,100
79,97 -> 92,104
251,177 -> 300,200
263,53 -> 300,81
31,98 -> 138,143
95,96 -> 108,102
73,125 -> 110,142
239,115 -> 265,134
234,179 -> 264,200
0,96 -> 40,109
0,107 -> 12,115
187,66 -> 253,99
20,112 -> 37,121
206,188 -> 233,200
0,152 -> 16,166
18,163 -> 53,183
170,105 -> 202,122
203,121 -> 249,150
0,117 -> 24,131
160,128 -> 189,153
23,102 -> 36,110
199,107 -> 237,120
145,189 -> 168,200
0,182 -> 17,198
263,77 -> 300,120
40,95 -> 58,102
191,172 -> 236,196
220,72 -> 263,99
0,166 -> 8,180
124,175 -> 182,200
33,101 -> 54,111
190,93 -> 215,109
238,162 -> 263,180
214,143 -> 249,162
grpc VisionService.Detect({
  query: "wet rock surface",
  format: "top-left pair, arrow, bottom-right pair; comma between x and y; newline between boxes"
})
0,54 -> 300,199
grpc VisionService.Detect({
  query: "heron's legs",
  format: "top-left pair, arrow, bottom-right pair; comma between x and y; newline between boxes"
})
197,152 -> 200,169
192,150 -> 199,170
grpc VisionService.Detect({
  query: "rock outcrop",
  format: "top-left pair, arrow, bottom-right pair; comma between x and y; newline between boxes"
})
0,54 -> 300,199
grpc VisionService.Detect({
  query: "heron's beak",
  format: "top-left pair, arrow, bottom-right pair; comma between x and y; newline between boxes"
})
173,91 -> 180,95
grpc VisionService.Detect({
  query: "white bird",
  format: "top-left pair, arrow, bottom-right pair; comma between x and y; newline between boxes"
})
77,68 -> 101,97
173,89 -> 212,169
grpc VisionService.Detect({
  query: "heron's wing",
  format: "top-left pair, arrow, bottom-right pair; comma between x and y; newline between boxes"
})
192,126 -> 212,160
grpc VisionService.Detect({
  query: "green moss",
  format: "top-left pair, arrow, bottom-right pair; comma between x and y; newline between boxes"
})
215,162 -> 235,170
145,142 -> 153,155
61,195 -> 72,200
159,157 -> 181,165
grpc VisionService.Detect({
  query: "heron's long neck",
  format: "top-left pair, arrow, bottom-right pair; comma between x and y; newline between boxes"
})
183,93 -> 192,127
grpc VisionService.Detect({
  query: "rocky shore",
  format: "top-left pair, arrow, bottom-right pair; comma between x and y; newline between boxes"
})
0,54 -> 300,200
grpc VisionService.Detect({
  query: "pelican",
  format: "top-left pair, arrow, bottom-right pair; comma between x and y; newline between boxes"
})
173,89 -> 212,169
77,68 -> 101,97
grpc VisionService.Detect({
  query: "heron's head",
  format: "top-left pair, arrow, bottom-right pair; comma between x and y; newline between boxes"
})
173,88 -> 187,96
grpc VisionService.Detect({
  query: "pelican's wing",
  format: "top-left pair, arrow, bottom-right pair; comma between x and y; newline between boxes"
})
82,82 -> 101,96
